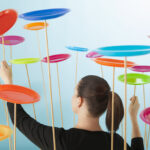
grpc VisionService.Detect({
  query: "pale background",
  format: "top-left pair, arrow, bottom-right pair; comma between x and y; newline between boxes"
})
1,0 -> 150,149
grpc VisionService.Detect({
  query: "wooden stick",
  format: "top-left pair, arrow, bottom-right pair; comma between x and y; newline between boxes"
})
124,57 -> 127,150
111,67 -> 115,150
2,101 -> 12,150
74,51 -> 78,125
6,106 -> 13,150
2,101 -> 7,121
1,40 -> 12,149
25,64 -> 36,120
100,65 -> 104,78
147,127 -> 150,150
1,40 -> 8,127
141,72 -> 148,149
134,85 -> 136,97
56,63 -> 63,127
14,104 -> 17,150
44,20 -> 56,150
10,46 -> 12,69
36,31 -> 50,125
9,46 -> 13,150
2,47 -> 14,150
2,35 -> 5,60
75,51 -> 78,86
142,84 -> 148,148
1,35 -> 10,133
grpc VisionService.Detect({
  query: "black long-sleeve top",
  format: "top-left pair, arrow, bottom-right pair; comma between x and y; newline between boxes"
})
7,103 -> 144,150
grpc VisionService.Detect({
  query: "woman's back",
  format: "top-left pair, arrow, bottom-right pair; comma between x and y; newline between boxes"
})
63,128 -> 114,150
7,103 -> 144,150
56,128 -> 143,150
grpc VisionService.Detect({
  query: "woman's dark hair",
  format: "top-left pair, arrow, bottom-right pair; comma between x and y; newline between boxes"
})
77,75 -> 124,131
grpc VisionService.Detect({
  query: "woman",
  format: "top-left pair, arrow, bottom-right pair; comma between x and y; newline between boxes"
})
0,61 -> 144,150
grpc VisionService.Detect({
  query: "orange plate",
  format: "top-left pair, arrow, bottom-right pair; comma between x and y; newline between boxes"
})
24,22 -> 48,30
0,125 -> 13,141
0,85 -> 40,104
93,58 -> 136,68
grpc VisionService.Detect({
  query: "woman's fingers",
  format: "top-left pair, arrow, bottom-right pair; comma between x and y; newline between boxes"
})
132,96 -> 140,109
1,60 -> 8,69
3,61 -> 9,68
129,96 -> 140,118
130,96 -> 136,104
135,97 -> 140,106
130,96 -> 139,105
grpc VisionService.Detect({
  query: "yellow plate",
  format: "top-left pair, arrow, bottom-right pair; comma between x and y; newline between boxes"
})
10,58 -> 40,64
24,22 -> 48,30
0,125 -> 13,141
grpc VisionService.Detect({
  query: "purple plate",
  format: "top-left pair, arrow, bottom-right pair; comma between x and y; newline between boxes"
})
129,65 -> 150,73
86,51 -> 103,58
0,36 -> 25,46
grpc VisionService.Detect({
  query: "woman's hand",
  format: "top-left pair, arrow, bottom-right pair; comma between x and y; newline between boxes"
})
129,96 -> 142,138
129,96 -> 140,121
0,61 -> 12,84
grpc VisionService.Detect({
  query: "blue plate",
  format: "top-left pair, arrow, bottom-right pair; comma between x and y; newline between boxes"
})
66,46 -> 88,52
19,8 -> 70,21
95,45 -> 150,57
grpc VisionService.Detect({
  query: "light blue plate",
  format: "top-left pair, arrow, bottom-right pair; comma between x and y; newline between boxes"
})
95,45 -> 150,57
66,46 -> 88,52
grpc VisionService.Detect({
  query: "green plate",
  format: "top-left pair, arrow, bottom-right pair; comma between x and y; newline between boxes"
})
118,73 -> 150,85
10,58 -> 41,64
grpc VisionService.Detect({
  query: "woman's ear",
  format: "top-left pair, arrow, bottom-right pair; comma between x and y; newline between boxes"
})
77,97 -> 83,108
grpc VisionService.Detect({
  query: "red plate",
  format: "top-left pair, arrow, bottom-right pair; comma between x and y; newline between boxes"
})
0,9 -> 18,35
0,85 -> 40,104
42,54 -> 71,63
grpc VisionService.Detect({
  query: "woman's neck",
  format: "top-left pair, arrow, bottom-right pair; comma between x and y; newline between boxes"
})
75,114 -> 102,131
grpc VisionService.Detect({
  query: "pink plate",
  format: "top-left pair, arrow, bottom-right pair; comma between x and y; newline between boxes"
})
140,107 -> 150,125
42,54 -> 71,63
86,51 -> 103,58
0,36 -> 25,45
129,65 -> 150,72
